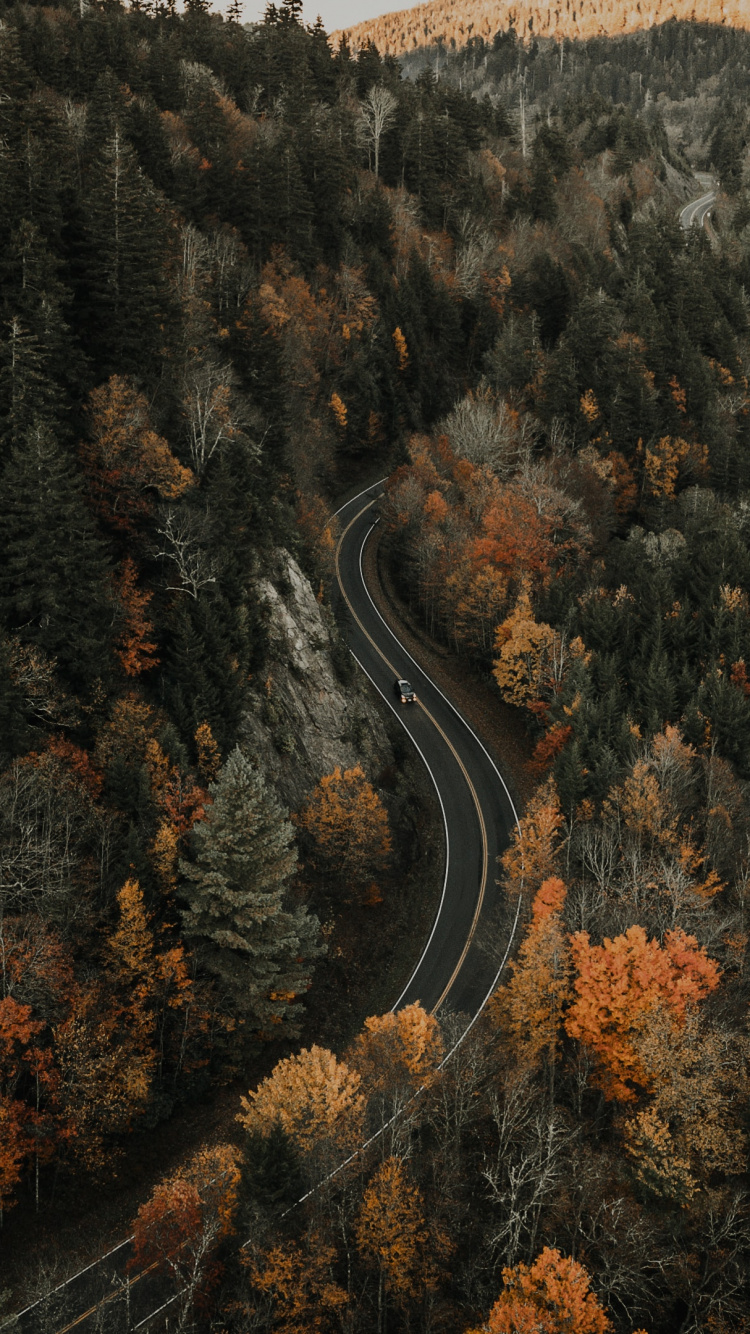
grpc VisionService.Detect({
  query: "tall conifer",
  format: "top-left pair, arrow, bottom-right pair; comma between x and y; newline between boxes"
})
179,748 -> 321,1034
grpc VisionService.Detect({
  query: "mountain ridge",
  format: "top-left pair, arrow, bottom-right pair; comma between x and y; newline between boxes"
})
334,1 -> 750,55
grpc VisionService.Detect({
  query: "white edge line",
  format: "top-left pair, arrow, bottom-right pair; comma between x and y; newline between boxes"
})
345,649 -> 451,1012
333,478 -> 388,520
133,1289 -> 182,1329
16,472 -> 521,1326
354,506 -> 521,833
14,1237 -> 135,1319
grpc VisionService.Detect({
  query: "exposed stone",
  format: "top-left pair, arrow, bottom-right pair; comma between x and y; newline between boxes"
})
240,549 -> 392,811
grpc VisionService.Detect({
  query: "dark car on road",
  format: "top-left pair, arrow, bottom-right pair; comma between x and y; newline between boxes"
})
394,678 -> 417,703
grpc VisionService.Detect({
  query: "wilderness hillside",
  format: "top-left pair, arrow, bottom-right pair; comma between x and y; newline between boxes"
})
4,3 -> 750,1332
336,0 -> 750,55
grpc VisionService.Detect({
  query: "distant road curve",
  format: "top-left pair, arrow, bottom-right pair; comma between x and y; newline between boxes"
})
680,173 -> 717,232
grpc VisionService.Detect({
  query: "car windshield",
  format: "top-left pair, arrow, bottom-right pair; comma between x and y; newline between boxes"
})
399,681 -> 413,692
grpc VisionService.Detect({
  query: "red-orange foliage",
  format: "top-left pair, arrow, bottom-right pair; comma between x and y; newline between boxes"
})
0,995 -> 62,1214
45,737 -> 103,799
114,558 -> 159,677
566,926 -> 720,1101
473,1246 -> 612,1334
531,723 -> 573,775
131,1143 -> 240,1280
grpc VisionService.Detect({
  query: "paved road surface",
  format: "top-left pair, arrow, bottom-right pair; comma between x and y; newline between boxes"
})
11,481 -> 520,1334
680,173 -> 717,231
335,482 -> 519,1017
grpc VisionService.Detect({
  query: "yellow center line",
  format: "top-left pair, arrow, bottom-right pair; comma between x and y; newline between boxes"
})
335,499 -> 490,1013
54,1262 -> 159,1334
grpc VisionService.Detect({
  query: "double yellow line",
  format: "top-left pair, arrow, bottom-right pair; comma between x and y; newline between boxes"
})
54,1260 -> 159,1334
335,498 -> 489,1013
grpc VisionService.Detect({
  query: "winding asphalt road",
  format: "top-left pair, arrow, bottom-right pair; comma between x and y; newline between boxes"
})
335,481 -> 519,1017
11,482 -> 519,1334
14,168 -> 723,1333
680,172 -> 716,232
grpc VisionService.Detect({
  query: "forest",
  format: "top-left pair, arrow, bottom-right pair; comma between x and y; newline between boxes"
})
338,0 -> 750,62
1,0 -> 750,1330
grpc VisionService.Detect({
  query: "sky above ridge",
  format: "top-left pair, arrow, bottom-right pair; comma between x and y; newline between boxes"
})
242,0 -> 408,34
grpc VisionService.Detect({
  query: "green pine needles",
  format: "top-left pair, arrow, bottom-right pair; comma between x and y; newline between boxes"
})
179,746 -> 322,1037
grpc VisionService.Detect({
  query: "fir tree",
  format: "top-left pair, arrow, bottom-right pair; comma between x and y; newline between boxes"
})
0,423 -> 113,692
179,748 -> 321,1034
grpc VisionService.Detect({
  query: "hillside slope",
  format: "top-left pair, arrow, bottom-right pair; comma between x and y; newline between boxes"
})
335,0 -> 749,54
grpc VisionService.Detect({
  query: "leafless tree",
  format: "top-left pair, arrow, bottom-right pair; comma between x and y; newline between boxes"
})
156,508 -> 217,599
358,85 -> 398,179
181,358 -> 257,477
439,386 -> 522,478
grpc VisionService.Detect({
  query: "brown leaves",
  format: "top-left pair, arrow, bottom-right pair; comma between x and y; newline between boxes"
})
500,776 -> 563,911
80,376 -> 192,531
249,1233 -> 348,1334
295,764 -> 391,902
355,1157 -> 445,1304
349,1002 -> 444,1097
490,878 -> 571,1070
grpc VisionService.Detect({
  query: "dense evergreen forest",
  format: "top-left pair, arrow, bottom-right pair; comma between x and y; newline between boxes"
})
2,2 -> 750,1331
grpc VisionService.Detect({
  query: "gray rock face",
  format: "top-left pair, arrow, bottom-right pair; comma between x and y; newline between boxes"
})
240,549 -> 392,811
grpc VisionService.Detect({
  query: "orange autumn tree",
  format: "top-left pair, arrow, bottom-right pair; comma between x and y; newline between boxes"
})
350,1002 -> 444,1093
81,375 -> 193,531
248,1233 -> 348,1333
348,1003 -> 444,1137
237,1045 -> 365,1160
565,926 -> 720,1102
113,558 -> 159,677
500,777 -> 563,913
493,585 -> 586,717
470,1247 -> 612,1334
490,878 -> 571,1071
295,764 -> 391,902
355,1157 -> 443,1322
0,997 -> 44,1218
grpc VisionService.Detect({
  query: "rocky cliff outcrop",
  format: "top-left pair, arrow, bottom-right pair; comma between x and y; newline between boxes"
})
240,549 -> 392,812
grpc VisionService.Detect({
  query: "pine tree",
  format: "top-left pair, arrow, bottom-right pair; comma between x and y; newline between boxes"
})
179,748 -> 321,1033
0,424 -> 113,692
82,129 -> 174,382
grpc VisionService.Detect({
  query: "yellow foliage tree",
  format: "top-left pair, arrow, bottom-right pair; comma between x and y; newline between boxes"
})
194,721 -> 221,784
237,1045 -> 365,1157
490,878 -> 571,1070
392,326 -> 409,372
81,375 -> 193,530
248,1233 -> 348,1334
295,765 -> 391,900
355,1157 -> 442,1319
500,777 -> 563,911
349,1002 -> 444,1121
492,585 -> 558,709
330,392 -> 347,431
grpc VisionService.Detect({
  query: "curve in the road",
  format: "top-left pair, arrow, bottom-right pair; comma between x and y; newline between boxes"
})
335,480 -> 520,1017
680,176 -> 717,232
15,478 -> 521,1334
